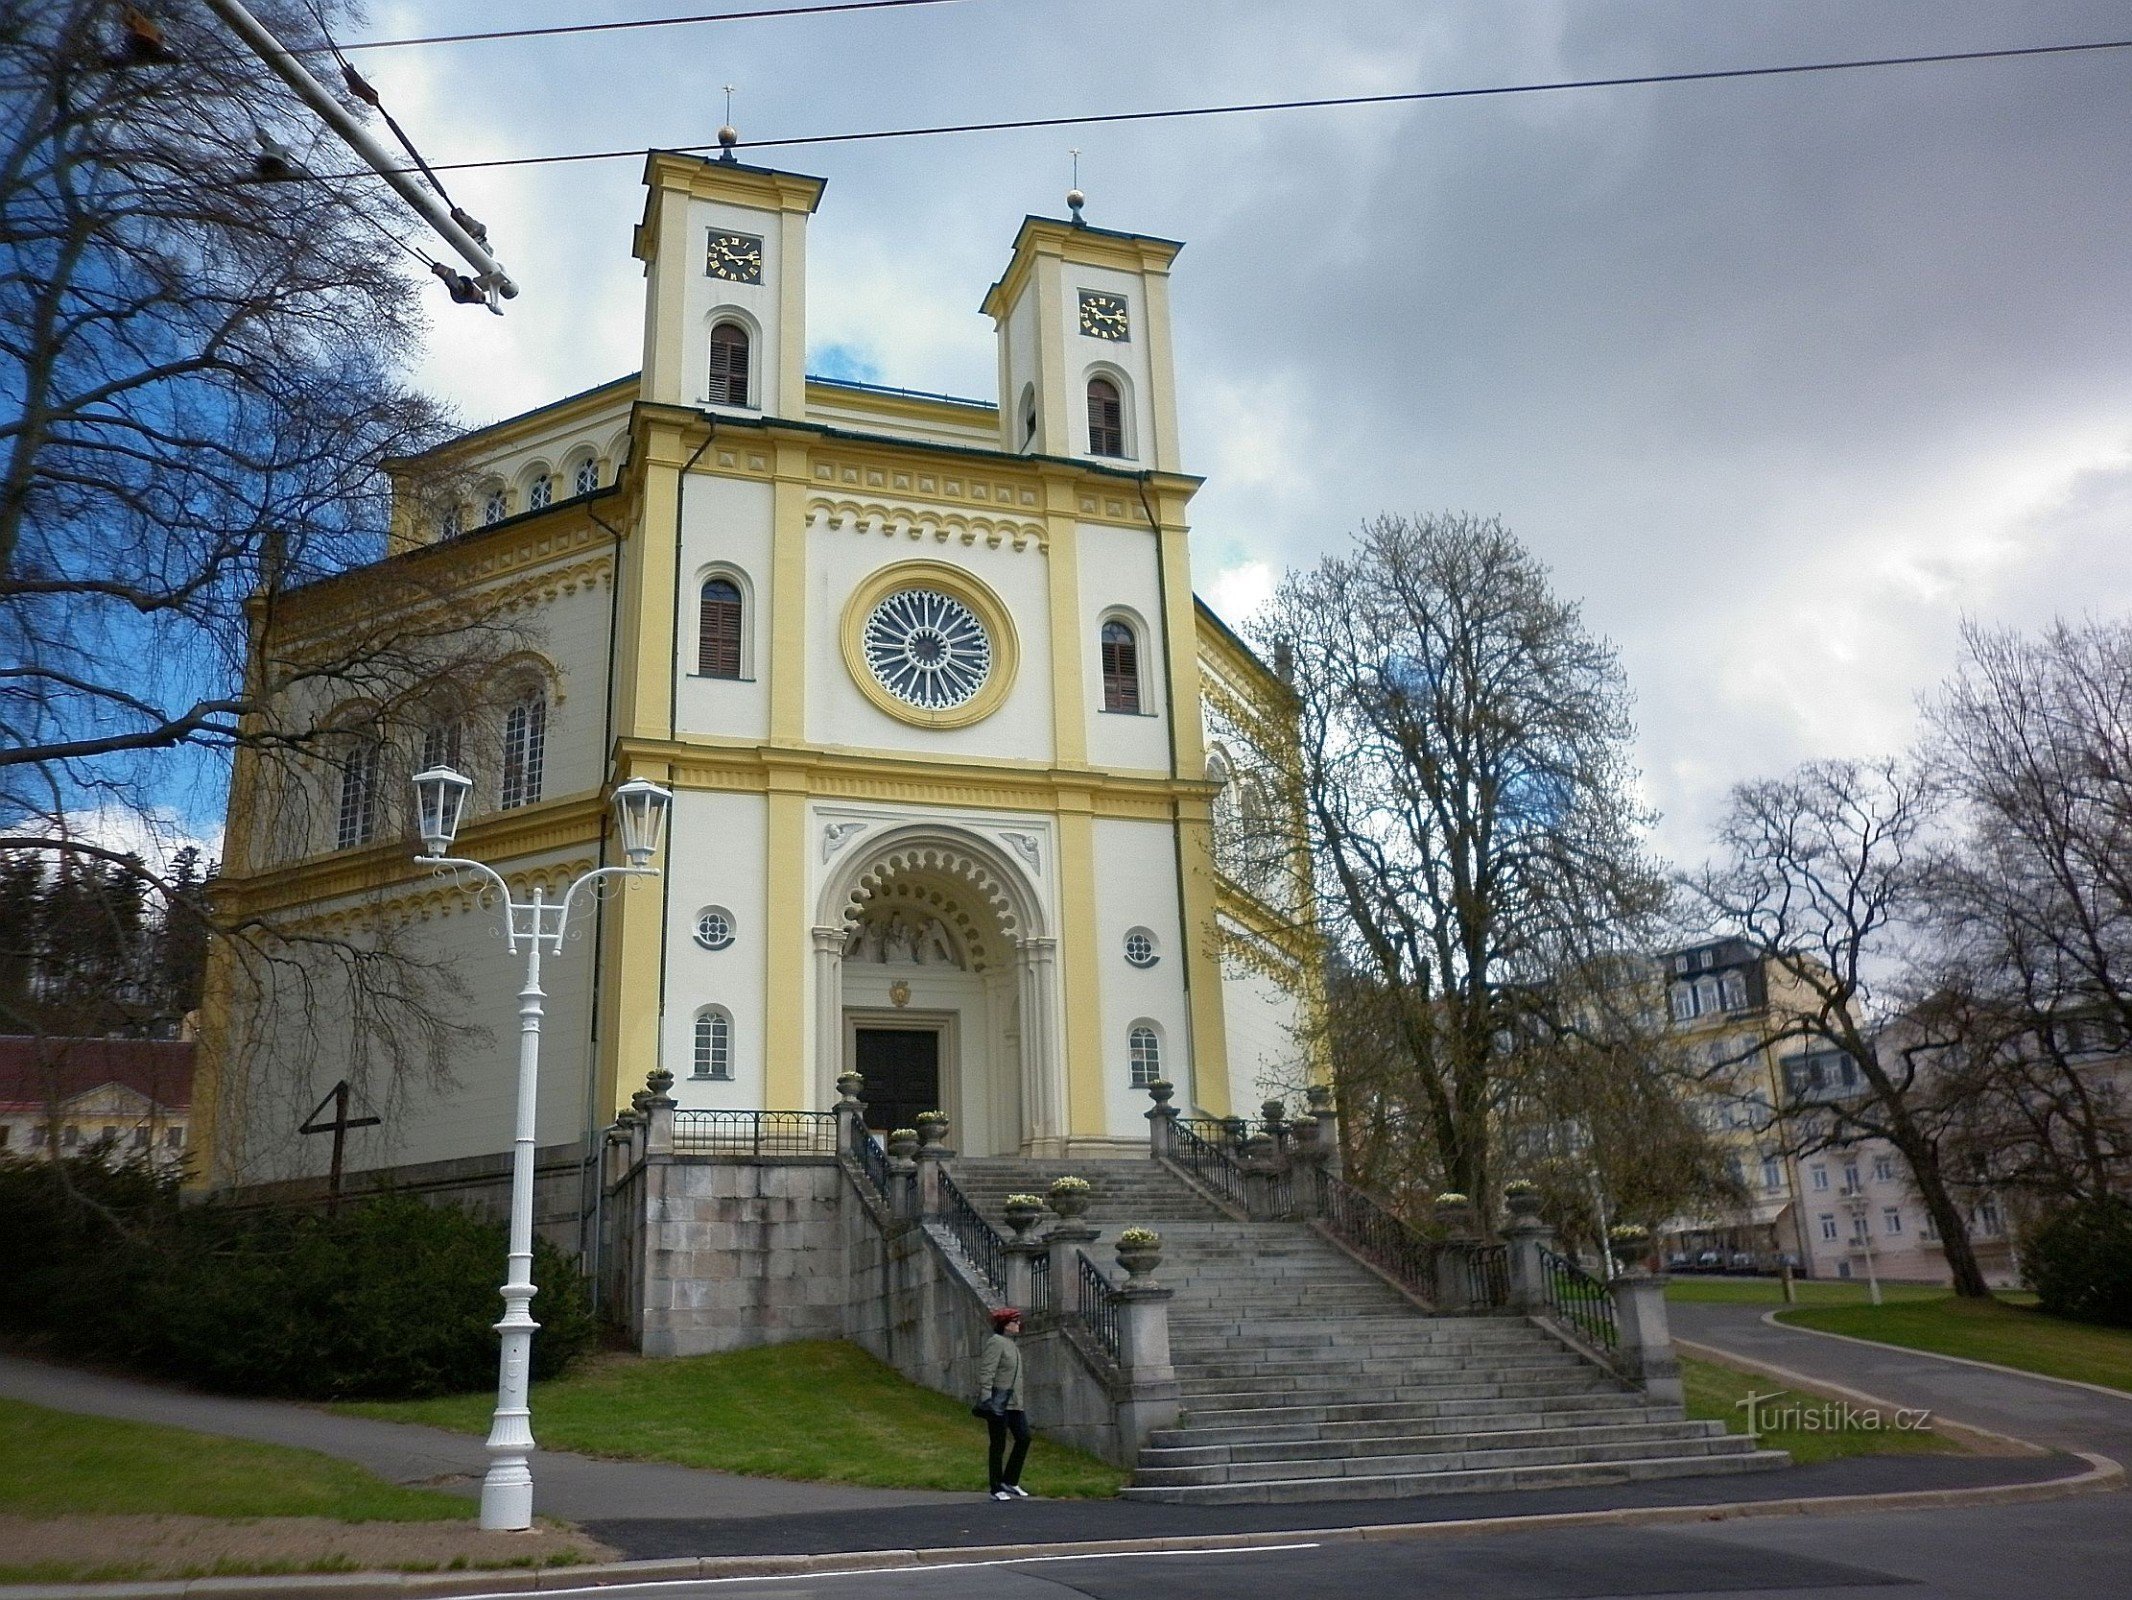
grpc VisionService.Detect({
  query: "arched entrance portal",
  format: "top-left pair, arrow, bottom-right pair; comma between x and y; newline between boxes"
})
812,828 -> 1059,1156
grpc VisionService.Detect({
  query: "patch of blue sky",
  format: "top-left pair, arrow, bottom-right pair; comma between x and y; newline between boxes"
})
808,342 -> 883,385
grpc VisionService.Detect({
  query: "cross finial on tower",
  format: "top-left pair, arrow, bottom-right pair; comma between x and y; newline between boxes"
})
717,84 -> 739,162
1066,147 -> 1085,226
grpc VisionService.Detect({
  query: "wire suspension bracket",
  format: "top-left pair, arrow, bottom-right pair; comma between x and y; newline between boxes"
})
199,0 -> 519,310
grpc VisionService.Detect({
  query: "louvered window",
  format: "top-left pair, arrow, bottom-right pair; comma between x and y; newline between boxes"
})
709,323 -> 751,407
699,578 -> 744,678
1087,377 -> 1124,456
1101,619 -> 1140,712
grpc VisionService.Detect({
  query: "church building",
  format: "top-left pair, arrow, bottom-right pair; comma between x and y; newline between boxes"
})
193,150 -> 1318,1192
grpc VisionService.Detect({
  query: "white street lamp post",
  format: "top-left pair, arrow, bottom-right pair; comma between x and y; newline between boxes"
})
410,766 -> 672,1532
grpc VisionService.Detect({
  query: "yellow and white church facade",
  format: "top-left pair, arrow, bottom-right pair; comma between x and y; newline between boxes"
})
195,152 -> 1317,1187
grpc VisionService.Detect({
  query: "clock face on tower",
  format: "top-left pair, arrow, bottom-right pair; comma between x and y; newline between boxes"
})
706,231 -> 764,284
861,587 -> 993,710
1078,290 -> 1129,342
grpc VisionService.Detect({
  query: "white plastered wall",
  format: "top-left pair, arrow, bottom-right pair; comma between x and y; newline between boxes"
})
674,470 -> 773,741
1059,262 -> 1157,466
806,526 -> 1055,764
1091,817 -> 1190,1137
678,195 -> 793,417
1219,938 -> 1306,1115
659,790 -> 770,1109
1078,520 -> 1169,773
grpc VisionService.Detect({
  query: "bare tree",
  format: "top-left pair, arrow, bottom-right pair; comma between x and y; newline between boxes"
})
2,3 -> 515,1171
1913,619 -> 2132,1207
1682,759 -> 1994,1296
1257,513 -> 1668,1209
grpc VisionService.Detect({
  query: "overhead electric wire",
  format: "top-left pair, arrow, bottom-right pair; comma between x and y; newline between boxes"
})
304,33 -> 2132,181
335,0 -> 974,53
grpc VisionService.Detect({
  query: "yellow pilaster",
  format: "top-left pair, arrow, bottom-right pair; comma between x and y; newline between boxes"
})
1042,471 -> 1088,767
768,439 -> 811,743
617,418 -> 688,742
764,763 -> 809,1108
598,755 -> 672,1119
1141,270 -> 1184,475
1055,789 -> 1107,1136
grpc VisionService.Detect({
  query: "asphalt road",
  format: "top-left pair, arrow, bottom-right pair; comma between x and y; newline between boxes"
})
449,1494 -> 2132,1600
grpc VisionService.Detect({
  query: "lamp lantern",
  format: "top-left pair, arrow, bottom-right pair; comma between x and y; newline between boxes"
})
610,777 -> 672,869
411,765 -> 474,857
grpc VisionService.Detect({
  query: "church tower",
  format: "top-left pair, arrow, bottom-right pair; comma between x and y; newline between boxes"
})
981,198 -> 1184,471
633,145 -> 823,419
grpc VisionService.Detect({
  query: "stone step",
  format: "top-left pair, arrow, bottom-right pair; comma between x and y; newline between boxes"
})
1129,1432 -> 1766,1488
1171,1352 -> 1592,1381
1117,1450 -> 1791,1505
1140,1419 -> 1733,1468
1176,1377 -> 1623,1410
1151,1400 -> 1684,1446
1174,1392 -> 1661,1431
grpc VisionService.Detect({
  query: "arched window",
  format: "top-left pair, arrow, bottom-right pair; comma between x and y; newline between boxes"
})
438,505 -> 462,540
1100,618 -> 1141,713
709,322 -> 751,407
693,1008 -> 733,1080
500,691 -> 546,809
699,577 -> 744,678
482,487 -> 508,525
1128,1024 -> 1162,1089
1018,385 -> 1038,451
420,716 -> 463,774
1086,376 -> 1124,457
573,456 -> 600,496
527,473 -> 552,511
335,737 -> 379,850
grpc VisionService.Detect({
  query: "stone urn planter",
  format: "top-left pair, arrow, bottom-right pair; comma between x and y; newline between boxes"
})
1003,1194 -> 1047,1239
1432,1192 -> 1477,1237
645,1066 -> 675,1101
887,1128 -> 920,1161
1609,1224 -> 1653,1273
1260,1099 -> 1287,1138
1220,1115 -> 1249,1150
914,1111 -> 951,1148
1046,1175 -> 1093,1220
835,1071 -> 865,1106
1305,1082 -> 1335,1117
1503,1180 -> 1543,1220
1144,1079 -> 1176,1111
1115,1227 -> 1163,1283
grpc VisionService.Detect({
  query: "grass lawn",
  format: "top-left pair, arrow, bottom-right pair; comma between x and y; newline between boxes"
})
340,1340 -> 1129,1498
0,1396 -> 464,1522
1667,1276 -> 1944,1307
1679,1354 -> 1956,1467
1777,1295 -> 2132,1395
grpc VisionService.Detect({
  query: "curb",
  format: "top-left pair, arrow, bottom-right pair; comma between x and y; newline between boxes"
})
1759,1308 -> 2132,1407
1674,1337 -> 2046,1457
3,1451 -> 2120,1600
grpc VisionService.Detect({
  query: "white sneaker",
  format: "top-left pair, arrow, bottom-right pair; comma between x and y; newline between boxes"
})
990,1489 -> 1014,1501
1004,1485 -> 1030,1498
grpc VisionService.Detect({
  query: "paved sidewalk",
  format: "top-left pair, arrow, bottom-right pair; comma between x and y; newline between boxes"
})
0,1353 -> 971,1523
1666,1298 -> 2132,1462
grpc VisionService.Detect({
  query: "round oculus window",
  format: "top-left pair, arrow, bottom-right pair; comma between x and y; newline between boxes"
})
861,587 -> 992,711
1124,928 -> 1159,968
694,906 -> 735,951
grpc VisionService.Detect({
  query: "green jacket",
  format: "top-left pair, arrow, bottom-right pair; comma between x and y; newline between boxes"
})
977,1331 -> 1024,1411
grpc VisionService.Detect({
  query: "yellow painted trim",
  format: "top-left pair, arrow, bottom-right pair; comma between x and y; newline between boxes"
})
637,151 -> 826,224
1055,799 -> 1106,1136
597,789 -> 669,1122
804,380 -> 998,432
764,780 -> 808,1108
1141,270 -> 1183,475
387,374 -> 639,473
981,216 -> 1182,322
777,207 -> 808,420
1044,481 -> 1088,767
837,559 -> 1021,731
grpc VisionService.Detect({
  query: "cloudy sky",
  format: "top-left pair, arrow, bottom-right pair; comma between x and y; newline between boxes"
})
344,0 -> 2132,865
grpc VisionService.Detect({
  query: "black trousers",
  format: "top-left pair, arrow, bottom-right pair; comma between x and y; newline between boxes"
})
986,1408 -> 1030,1490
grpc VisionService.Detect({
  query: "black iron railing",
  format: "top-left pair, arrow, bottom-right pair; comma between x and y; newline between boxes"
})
672,1109 -> 840,1156
1539,1245 -> 1617,1350
938,1168 -> 1005,1296
1466,1242 -> 1510,1309
1320,1174 -> 1439,1299
1177,1116 -> 1264,1150
1029,1249 -> 1051,1312
1076,1251 -> 1122,1361
1169,1115 -> 1247,1210
850,1119 -> 893,1201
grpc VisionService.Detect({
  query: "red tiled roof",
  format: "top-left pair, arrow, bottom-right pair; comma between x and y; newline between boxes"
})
0,1037 -> 193,1112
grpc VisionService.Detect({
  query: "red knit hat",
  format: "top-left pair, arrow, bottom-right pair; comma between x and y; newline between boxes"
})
992,1307 -> 1022,1330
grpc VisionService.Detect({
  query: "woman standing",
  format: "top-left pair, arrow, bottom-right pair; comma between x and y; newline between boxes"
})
975,1307 -> 1029,1500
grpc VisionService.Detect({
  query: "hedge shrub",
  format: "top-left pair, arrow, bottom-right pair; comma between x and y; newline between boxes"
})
2024,1196 -> 2132,1329
0,1155 -> 596,1398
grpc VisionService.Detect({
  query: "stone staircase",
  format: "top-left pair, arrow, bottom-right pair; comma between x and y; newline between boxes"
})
953,1157 -> 1788,1504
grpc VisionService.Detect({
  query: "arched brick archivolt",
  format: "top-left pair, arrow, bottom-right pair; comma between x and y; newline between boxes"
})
811,824 -> 1059,1149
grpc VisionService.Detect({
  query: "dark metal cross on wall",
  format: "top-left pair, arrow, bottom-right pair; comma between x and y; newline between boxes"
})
299,1080 -> 381,1215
